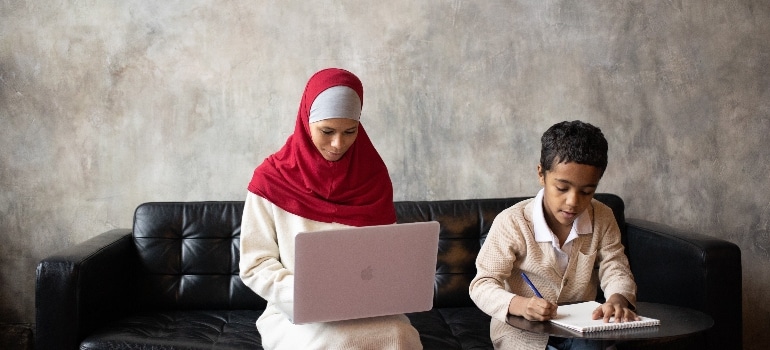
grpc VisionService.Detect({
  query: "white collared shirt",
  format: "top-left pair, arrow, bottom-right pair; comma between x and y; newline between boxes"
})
532,188 -> 591,275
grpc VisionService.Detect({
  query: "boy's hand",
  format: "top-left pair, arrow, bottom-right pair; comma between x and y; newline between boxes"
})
592,293 -> 640,323
508,295 -> 558,321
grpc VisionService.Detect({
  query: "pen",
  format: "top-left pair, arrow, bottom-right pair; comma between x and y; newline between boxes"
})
521,272 -> 543,298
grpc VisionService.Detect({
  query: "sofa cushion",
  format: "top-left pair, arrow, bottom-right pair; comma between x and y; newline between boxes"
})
132,202 -> 265,310
407,307 -> 493,349
395,198 -> 523,309
79,310 -> 262,350
81,308 -> 493,350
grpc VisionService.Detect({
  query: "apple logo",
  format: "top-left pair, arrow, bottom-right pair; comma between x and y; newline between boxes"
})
360,265 -> 374,281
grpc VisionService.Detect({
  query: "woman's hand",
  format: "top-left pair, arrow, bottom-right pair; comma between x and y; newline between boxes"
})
592,293 -> 640,323
509,295 -> 558,321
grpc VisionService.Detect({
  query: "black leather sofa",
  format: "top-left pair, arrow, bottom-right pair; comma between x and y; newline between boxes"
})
35,195 -> 742,350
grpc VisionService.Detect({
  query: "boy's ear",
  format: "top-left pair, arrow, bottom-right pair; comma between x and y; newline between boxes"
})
537,164 -> 546,187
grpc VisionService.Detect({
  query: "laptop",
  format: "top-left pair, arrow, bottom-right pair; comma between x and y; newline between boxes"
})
291,221 -> 440,324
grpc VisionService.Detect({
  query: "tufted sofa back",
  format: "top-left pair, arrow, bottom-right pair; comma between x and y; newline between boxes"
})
394,195 -> 625,308
131,195 -> 624,310
133,201 -> 265,310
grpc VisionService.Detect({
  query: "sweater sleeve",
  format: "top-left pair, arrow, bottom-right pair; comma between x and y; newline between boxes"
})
469,209 -> 520,323
239,192 -> 295,317
594,203 -> 637,308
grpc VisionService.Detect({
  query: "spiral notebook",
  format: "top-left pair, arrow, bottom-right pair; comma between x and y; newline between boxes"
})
550,301 -> 660,333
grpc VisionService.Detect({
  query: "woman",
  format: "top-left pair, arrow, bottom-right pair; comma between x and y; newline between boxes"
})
239,68 -> 422,349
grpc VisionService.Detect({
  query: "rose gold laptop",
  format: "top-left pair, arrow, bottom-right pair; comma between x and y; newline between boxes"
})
291,221 -> 440,324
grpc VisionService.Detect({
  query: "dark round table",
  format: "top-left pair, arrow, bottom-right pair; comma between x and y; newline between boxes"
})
506,302 -> 714,341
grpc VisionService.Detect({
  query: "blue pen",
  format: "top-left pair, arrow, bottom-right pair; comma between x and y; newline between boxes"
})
521,272 -> 543,298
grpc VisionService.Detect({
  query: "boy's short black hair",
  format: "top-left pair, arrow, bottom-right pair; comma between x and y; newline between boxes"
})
539,120 -> 608,175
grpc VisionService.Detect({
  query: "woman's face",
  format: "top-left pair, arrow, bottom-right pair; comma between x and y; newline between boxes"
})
309,118 -> 360,161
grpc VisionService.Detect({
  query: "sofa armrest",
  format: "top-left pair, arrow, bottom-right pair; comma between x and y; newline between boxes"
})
625,218 -> 742,350
35,229 -> 136,350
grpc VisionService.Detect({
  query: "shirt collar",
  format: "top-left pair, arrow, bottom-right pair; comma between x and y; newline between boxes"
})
532,188 -> 592,243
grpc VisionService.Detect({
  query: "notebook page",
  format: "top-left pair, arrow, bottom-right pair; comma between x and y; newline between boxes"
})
550,301 -> 660,333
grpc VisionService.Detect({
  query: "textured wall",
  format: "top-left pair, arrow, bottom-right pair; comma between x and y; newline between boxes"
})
1,1 -> 768,348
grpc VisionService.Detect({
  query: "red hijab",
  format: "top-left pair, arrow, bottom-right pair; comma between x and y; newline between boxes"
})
247,68 -> 396,227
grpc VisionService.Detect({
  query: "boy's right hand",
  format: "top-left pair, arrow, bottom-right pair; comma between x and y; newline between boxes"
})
508,295 -> 558,321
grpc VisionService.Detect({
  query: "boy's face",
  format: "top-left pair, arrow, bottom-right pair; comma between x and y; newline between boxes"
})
538,161 -> 603,236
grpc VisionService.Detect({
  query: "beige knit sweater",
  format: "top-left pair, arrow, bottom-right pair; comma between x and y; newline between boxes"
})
239,193 -> 422,350
469,197 -> 636,350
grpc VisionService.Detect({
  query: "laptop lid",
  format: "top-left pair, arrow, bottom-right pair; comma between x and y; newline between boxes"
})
292,221 -> 440,324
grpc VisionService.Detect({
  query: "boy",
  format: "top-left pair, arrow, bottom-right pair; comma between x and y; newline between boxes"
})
469,121 -> 638,350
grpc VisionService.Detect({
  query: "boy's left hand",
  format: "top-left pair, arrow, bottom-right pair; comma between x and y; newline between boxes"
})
591,293 -> 641,323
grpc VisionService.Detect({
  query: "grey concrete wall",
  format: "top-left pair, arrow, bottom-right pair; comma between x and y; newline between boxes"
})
1,1 -> 768,348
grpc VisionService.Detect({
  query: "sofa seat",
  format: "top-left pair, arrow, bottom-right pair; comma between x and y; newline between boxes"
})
407,307 -> 492,349
81,308 -> 492,350
80,310 -> 262,350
